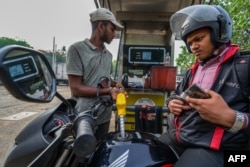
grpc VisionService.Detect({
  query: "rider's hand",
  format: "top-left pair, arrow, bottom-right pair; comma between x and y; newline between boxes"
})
168,99 -> 191,115
186,90 -> 235,127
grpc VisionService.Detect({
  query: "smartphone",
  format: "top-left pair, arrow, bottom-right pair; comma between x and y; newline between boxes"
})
184,84 -> 211,99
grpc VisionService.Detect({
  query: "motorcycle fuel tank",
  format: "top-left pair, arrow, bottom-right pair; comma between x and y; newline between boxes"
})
88,131 -> 178,167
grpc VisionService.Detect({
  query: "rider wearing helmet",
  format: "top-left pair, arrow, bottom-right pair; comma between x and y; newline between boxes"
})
171,4 -> 232,64
159,4 -> 250,167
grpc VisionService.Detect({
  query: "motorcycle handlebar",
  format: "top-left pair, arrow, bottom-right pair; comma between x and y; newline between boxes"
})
72,112 -> 96,157
73,104 -> 168,157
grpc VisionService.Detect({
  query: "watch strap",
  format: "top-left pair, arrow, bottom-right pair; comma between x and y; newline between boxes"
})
227,111 -> 245,133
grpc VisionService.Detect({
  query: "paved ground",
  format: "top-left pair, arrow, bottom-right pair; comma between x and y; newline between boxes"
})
0,85 -> 114,167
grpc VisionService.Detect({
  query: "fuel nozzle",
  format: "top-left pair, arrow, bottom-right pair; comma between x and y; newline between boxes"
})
116,93 -> 126,139
116,93 -> 126,116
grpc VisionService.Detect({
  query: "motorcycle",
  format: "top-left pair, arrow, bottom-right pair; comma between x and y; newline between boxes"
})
0,45 -> 178,167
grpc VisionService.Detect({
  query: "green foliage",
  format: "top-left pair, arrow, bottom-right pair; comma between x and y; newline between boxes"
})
0,37 -> 32,48
55,51 -> 66,63
112,60 -> 118,77
0,37 -> 66,72
213,0 -> 250,50
176,46 -> 196,70
40,50 -> 66,66
39,50 -> 53,65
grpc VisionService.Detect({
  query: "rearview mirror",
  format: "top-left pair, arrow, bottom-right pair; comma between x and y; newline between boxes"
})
0,45 -> 57,102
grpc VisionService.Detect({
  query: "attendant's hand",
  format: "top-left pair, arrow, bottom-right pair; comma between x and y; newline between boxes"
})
110,87 -> 128,100
115,81 -> 125,89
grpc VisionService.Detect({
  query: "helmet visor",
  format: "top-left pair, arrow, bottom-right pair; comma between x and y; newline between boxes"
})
170,5 -> 222,40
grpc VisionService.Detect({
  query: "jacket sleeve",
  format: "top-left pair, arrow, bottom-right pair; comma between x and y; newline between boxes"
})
165,69 -> 192,107
245,113 -> 250,136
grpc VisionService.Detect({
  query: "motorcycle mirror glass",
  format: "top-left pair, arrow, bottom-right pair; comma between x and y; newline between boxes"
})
0,45 -> 57,103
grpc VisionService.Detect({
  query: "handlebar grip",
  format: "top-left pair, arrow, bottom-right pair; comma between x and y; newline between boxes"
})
73,112 -> 96,157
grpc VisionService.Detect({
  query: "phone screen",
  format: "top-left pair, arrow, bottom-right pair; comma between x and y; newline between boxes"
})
185,84 -> 211,99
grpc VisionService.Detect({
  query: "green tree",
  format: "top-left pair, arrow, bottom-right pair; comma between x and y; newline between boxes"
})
112,60 -> 118,78
176,0 -> 250,72
0,37 -> 32,48
213,0 -> 250,50
176,46 -> 195,71
40,49 -> 66,66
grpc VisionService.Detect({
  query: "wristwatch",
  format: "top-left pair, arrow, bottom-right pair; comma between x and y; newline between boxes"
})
227,111 -> 245,133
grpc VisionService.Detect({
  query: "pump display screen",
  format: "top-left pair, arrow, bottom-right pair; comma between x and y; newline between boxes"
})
142,51 -> 152,60
128,47 -> 165,64
4,56 -> 39,81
